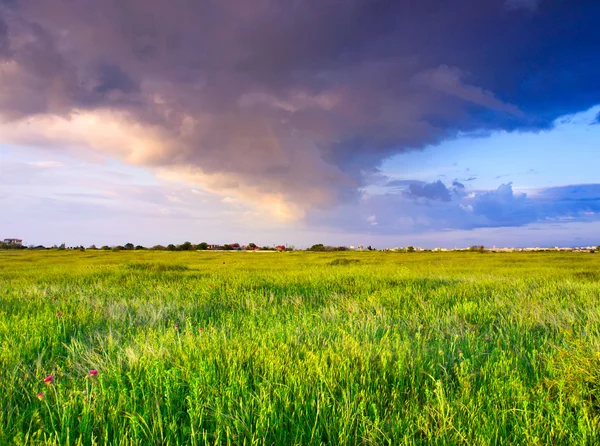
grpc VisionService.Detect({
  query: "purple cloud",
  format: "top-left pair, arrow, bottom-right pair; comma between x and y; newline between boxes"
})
404,180 -> 453,202
309,181 -> 600,236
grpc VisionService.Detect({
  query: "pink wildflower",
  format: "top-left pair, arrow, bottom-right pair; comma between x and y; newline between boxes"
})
37,391 -> 44,400
44,375 -> 53,384
89,369 -> 98,377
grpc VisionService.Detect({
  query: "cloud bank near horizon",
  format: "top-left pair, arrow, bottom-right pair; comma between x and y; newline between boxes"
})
2,0 -> 600,222
3,146 -> 600,247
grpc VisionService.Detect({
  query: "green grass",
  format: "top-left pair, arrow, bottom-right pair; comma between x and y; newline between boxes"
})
1,250 -> 599,445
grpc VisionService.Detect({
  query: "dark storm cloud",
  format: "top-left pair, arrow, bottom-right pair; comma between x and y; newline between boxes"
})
0,14 -> 8,56
93,64 -> 139,95
1,0 -> 599,217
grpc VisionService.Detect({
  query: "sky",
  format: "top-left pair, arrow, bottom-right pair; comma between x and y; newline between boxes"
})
1,0 -> 599,248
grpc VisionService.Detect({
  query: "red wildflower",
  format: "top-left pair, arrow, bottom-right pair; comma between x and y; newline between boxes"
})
89,369 -> 98,377
44,375 -> 53,384
56,312 -> 62,317
37,391 -> 44,400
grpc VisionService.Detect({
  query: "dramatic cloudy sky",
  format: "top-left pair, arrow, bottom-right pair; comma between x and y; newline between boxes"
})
1,0 -> 599,247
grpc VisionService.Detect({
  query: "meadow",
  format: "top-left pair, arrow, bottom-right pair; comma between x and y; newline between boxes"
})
1,250 -> 599,445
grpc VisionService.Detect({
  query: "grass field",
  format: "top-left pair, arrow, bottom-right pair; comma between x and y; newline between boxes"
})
1,250 -> 599,445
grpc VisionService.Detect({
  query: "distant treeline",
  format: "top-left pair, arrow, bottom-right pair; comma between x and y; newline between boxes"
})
4,242 -> 369,252
0,242 -> 29,250
3,241 -> 595,253
306,244 -> 372,252
0,241 -> 291,252
0,242 -> 506,253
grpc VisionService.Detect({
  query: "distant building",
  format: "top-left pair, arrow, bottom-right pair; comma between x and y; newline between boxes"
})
3,238 -> 22,246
